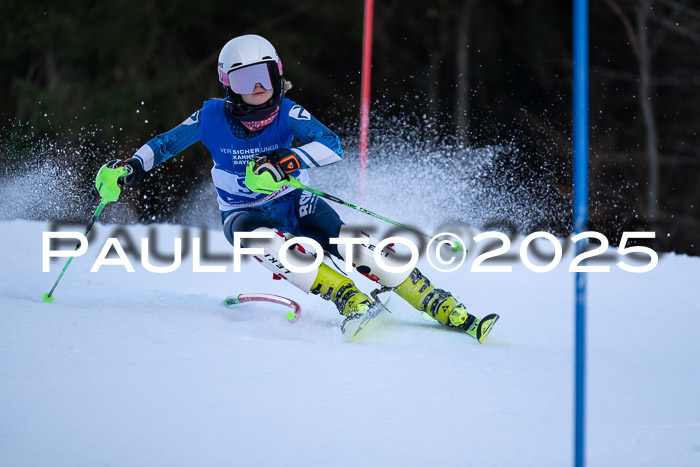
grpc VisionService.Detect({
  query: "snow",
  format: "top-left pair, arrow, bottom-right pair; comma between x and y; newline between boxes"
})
1,219 -> 699,466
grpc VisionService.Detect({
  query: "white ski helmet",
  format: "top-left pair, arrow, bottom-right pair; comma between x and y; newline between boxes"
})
217,35 -> 286,121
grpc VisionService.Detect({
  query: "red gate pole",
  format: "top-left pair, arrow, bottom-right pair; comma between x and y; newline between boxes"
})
359,0 -> 374,203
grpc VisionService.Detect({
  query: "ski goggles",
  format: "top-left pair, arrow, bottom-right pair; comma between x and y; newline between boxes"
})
225,62 -> 274,95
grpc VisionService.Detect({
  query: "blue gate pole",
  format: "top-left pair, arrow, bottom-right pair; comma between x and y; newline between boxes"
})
573,1 -> 589,467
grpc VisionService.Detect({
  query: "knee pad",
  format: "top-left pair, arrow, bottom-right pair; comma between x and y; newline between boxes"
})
335,225 -> 412,288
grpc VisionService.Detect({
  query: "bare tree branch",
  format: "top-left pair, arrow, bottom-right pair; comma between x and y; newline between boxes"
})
603,0 -> 641,56
655,0 -> 700,21
592,65 -> 700,86
649,14 -> 700,43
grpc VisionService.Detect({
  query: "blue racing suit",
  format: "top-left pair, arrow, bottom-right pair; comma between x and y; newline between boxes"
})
131,97 -> 345,255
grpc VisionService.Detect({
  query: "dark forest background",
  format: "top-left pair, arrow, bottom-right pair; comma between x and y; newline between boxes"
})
1,0 -> 698,255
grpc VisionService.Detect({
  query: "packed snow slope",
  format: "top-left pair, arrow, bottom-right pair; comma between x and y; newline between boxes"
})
1,219 -> 699,467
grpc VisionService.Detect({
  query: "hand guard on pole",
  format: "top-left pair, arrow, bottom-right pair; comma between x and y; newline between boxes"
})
94,165 -> 127,203
245,158 -> 302,195
94,158 -> 144,203
105,158 -> 145,185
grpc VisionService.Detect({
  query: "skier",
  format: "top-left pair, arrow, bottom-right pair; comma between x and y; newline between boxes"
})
96,34 -> 497,342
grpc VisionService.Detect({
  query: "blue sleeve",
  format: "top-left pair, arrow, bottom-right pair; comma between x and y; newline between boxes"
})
287,105 -> 343,169
132,110 -> 202,171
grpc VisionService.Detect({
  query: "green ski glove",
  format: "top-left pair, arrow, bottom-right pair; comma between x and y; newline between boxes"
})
245,160 -> 302,194
94,164 -> 128,203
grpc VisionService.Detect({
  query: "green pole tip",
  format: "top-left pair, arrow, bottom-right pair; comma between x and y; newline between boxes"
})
286,311 -> 296,321
42,292 -> 54,303
451,242 -> 464,253
223,295 -> 241,306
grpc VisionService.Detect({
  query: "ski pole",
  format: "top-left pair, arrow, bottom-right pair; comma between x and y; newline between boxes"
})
297,182 -> 428,237
289,180 -> 463,251
43,165 -> 127,303
244,161 -> 463,250
43,200 -> 107,303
